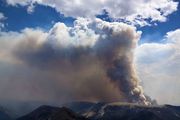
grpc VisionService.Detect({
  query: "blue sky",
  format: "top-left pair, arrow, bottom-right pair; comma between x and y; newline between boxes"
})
139,3 -> 180,43
0,1 -> 75,31
0,0 -> 179,44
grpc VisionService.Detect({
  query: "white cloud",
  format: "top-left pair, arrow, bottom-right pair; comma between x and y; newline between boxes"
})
0,13 -> 5,20
135,29 -> 180,105
0,13 -> 6,30
27,3 -> 35,14
5,0 -> 178,26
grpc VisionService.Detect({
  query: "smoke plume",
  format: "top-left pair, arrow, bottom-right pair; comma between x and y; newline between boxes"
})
0,18 -> 151,109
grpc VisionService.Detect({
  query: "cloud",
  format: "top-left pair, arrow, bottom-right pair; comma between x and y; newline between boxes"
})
5,0 -> 178,26
0,18 -> 154,113
135,29 -> 180,105
0,13 -> 5,20
0,13 -> 6,30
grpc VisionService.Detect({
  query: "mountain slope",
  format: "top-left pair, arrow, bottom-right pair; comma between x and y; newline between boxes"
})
86,103 -> 180,120
0,106 -> 12,120
16,102 -> 180,120
16,105 -> 86,120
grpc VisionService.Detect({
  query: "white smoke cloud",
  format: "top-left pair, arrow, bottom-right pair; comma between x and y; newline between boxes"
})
135,29 -> 180,105
5,0 -> 178,26
0,18 -> 148,109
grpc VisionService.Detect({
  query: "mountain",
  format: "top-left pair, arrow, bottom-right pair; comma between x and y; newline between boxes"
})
16,102 -> 180,120
63,101 -> 97,114
0,106 -> 12,120
0,112 -> 12,120
66,102 -> 180,120
85,102 -> 180,120
16,105 -> 86,120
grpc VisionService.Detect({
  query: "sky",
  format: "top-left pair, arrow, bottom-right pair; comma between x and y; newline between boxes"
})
0,0 -> 180,40
0,0 -> 180,107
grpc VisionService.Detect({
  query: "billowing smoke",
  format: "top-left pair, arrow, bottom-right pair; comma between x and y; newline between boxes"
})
0,18 -> 151,111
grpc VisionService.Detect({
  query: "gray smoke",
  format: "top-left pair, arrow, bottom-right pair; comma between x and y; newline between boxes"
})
0,18 -> 151,112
